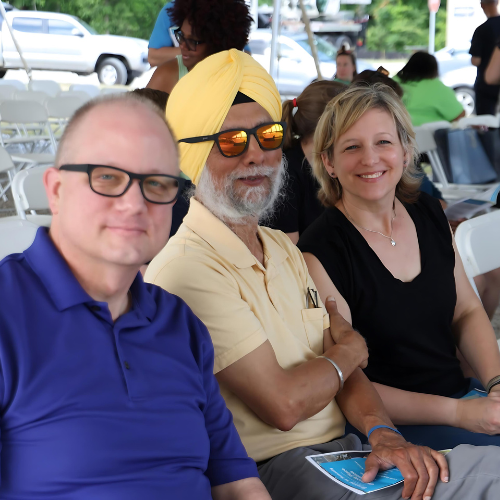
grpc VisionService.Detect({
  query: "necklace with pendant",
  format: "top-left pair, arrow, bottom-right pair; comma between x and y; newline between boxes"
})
343,200 -> 397,247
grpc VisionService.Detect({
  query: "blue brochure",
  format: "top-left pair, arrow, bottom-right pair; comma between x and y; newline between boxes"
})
306,451 -> 403,495
461,389 -> 487,400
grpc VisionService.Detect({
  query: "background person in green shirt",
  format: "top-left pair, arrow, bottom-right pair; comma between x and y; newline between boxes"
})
333,45 -> 357,85
394,52 -> 465,126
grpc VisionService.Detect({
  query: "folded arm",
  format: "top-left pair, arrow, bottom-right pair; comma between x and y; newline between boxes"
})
216,327 -> 363,431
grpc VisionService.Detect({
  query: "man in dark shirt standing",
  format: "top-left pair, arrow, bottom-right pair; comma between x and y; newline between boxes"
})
0,93 -> 270,499
470,0 -> 500,115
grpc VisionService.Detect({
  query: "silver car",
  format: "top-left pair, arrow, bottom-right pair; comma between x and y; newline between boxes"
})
0,11 -> 149,85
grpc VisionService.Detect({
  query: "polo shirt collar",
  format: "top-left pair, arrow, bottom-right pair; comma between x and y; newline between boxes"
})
24,228 -> 93,311
24,228 -> 156,320
257,226 -> 289,269
183,198 -> 288,269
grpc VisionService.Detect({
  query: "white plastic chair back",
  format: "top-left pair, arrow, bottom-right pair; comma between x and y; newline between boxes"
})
455,209 -> 500,297
61,91 -> 93,103
0,146 -> 15,174
14,90 -> 49,105
12,165 -> 50,218
458,115 -> 499,129
69,84 -> 100,98
0,219 -> 38,261
28,80 -> 61,98
420,121 -> 452,132
0,85 -> 17,100
0,100 -> 51,123
0,80 -> 26,91
414,126 -> 449,187
46,96 -> 84,119
100,87 -> 128,95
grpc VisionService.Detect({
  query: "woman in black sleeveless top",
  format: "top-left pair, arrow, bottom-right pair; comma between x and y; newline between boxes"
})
298,83 -> 500,449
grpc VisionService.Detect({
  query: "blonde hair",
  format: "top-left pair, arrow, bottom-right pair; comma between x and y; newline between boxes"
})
312,82 -> 421,207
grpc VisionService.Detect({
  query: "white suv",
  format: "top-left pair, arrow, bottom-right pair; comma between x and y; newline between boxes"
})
0,11 -> 150,85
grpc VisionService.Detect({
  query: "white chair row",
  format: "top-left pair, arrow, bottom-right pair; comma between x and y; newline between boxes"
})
0,80 -> 129,99
0,152 -> 51,226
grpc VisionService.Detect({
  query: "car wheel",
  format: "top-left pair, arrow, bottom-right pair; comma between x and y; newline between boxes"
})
97,58 -> 128,86
0,70 -> 6,79
336,35 -> 353,50
454,87 -> 475,117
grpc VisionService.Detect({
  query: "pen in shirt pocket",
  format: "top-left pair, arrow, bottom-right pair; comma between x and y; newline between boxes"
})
307,287 -> 319,308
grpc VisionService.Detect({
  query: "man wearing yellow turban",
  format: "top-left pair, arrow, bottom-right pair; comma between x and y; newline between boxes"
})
165,49 -> 282,184
146,50 -> 465,500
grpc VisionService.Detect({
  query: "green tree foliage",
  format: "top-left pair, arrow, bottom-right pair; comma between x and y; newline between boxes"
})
366,0 -> 447,52
9,0 -> 167,40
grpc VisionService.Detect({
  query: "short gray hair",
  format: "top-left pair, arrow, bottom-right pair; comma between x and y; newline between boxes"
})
55,92 -> 177,167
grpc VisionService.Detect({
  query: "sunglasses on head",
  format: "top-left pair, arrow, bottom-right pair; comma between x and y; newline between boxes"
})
174,28 -> 205,51
178,122 -> 286,158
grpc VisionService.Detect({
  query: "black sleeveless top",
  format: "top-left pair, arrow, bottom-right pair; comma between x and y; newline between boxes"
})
298,192 -> 467,397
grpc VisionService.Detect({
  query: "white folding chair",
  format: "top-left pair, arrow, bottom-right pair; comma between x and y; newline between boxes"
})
0,85 -> 18,101
0,146 -> 16,201
14,90 -> 50,105
455,209 -> 500,300
0,101 -> 57,167
69,84 -> 100,98
11,165 -> 52,227
0,219 -> 39,261
0,80 -> 26,91
46,96 -> 85,140
458,115 -> 499,129
28,80 -> 61,98
414,127 -> 450,188
414,126 -> 496,200
60,90 -> 93,103
100,87 -> 129,95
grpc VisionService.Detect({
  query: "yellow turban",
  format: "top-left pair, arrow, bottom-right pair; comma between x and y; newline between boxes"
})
166,49 -> 282,185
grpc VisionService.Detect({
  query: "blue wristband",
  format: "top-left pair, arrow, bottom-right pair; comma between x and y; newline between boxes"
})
367,425 -> 402,440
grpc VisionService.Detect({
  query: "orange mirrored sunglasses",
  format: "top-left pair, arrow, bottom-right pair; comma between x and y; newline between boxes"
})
178,122 -> 287,158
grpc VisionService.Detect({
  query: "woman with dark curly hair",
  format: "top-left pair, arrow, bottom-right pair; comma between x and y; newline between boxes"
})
147,0 -> 253,94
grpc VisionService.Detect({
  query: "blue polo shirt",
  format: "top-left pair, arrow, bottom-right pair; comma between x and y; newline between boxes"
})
0,228 -> 257,499
149,2 -> 175,49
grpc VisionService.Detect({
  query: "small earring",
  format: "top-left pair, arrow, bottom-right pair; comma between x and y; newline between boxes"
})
403,160 -> 407,165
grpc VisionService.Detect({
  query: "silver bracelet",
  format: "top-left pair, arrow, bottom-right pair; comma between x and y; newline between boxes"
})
318,355 -> 344,392
486,375 -> 500,394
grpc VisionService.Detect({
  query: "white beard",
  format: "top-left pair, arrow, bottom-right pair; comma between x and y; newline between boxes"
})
194,157 -> 288,226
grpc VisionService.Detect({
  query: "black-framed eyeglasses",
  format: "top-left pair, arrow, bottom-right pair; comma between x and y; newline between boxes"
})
178,121 -> 287,158
174,28 -> 205,52
59,164 -> 189,205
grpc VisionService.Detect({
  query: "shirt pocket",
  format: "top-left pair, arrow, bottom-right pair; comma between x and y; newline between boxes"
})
301,308 -> 325,355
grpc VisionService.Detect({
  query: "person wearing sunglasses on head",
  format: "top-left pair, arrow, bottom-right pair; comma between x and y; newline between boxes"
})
0,92 -> 271,499
147,0 -> 252,96
144,49 -> 500,500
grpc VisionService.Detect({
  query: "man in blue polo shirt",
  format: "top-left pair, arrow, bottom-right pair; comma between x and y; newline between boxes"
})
0,93 -> 269,500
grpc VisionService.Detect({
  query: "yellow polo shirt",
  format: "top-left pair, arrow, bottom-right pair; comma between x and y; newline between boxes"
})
145,199 -> 346,461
